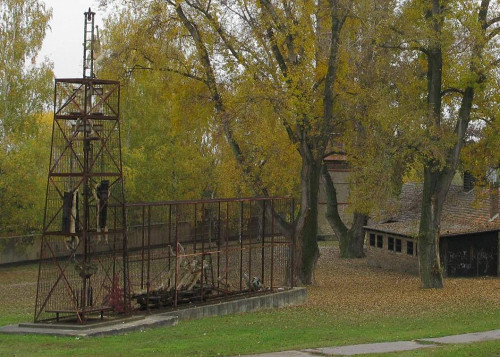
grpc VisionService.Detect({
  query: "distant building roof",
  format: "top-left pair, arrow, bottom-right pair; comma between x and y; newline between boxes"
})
324,154 -> 347,162
365,183 -> 500,238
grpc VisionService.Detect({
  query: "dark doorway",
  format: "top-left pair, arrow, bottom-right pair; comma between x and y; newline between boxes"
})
441,232 -> 498,277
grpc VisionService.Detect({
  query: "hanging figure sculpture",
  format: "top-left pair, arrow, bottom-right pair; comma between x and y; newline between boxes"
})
93,180 -> 109,244
62,190 -> 80,255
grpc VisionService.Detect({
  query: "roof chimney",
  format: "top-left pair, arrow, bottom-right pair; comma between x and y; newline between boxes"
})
464,171 -> 476,192
490,183 -> 499,219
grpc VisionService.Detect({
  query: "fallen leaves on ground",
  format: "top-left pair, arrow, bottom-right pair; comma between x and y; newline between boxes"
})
2,244 -> 500,322
0,265 -> 38,319
306,244 -> 500,319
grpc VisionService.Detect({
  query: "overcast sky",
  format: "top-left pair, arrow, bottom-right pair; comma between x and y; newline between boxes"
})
39,0 -> 104,78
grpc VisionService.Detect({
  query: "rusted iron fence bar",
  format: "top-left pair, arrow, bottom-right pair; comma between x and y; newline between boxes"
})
127,197 -> 294,311
35,196 -> 294,321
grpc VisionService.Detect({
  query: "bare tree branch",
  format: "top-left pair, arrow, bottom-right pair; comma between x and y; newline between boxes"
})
441,87 -> 465,97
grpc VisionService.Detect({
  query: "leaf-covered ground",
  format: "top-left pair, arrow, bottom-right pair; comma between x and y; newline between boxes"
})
1,243 -> 500,356
308,242 -> 500,319
2,243 -> 500,326
0,263 -> 38,325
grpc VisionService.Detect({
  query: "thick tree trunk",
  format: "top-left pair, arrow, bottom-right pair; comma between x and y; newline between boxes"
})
418,1 -> 445,289
322,164 -> 367,258
418,166 -> 448,289
294,158 -> 321,285
341,213 -> 368,258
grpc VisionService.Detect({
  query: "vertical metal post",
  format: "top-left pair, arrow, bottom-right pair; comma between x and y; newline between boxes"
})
193,204 -> 197,253
174,204 -> 179,308
270,199 -> 275,291
217,201 -> 221,293
168,204 -> 172,271
225,201 -> 229,296
141,205 -> 145,289
80,79 -> 91,322
261,200 -> 266,287
34,81 -> 58,323
146,205 -> 151,312
248,200 -> 252,295
201,203 -> 205,301
290,199 -> 295,288
113,207 -> 118,279
116,82 -> 129,315
239,201 -> 244,292
33,239 -> 45,322
83,9 -> 95,78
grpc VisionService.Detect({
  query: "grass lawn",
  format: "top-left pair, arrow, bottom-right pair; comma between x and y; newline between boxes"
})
1,242 -> 500,356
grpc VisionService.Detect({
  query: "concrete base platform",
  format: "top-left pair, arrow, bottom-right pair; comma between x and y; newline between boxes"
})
0,287 -> 306,337
0,315 -> 178,337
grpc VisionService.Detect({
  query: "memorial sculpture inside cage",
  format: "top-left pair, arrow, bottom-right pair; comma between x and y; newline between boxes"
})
34,9 -> 294,324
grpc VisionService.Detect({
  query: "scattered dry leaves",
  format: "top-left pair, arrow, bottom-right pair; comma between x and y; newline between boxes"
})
306,244 -> 500,320
0,264 -> 38,319
2,245 -> 500,324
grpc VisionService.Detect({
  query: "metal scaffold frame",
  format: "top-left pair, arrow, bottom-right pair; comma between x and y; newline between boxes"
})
34,9 -> 128,323
33,9 -> 295,324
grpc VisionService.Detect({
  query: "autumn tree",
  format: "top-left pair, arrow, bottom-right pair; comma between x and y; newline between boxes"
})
385,0 -> 500,288
320,0 -> 412,258
0,0 -> 53,234
99,0 -> 356,284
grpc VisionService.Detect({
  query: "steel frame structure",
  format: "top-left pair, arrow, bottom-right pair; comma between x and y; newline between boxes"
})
34,77 -> 128,323
33,8 -> 294,324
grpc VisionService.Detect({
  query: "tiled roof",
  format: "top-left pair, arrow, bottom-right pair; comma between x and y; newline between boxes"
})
365,183 -> 500,238
324,154 -> 347,161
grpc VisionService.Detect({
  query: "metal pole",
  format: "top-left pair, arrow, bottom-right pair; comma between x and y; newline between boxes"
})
141,206 -> 145,289
174,205 -> 179,308
201,203 -> 205,301
168,204 -> 172,271
271,199 -> 275,291
217,201 -> 221,293
291,199 -> 295,288
248,200 -> 252,296
146,206 -> 151,312
261,200 -> 266,287
194,204 -> 197,253
225,202 -> 229,297
239,201 -> 243,292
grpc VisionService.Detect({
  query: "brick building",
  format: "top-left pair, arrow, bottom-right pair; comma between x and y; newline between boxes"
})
364,183 -> 500,277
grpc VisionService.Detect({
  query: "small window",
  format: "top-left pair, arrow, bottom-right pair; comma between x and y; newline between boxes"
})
377,235 -> 383,248
407,241 -> 414,255
395,239 -> 402,252
388,237 -> 394,251
369,233 -> 375,246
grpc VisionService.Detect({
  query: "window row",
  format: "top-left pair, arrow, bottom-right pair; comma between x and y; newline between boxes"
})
368,233 -> 417,256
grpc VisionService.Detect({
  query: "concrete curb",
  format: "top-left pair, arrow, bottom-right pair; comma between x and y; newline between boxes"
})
0,315 -> 178,337
0,287 -> 306,337
156,287 -> 307,321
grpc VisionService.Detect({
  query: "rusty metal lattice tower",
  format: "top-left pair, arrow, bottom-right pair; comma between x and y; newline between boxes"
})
34,9 -> 128,323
